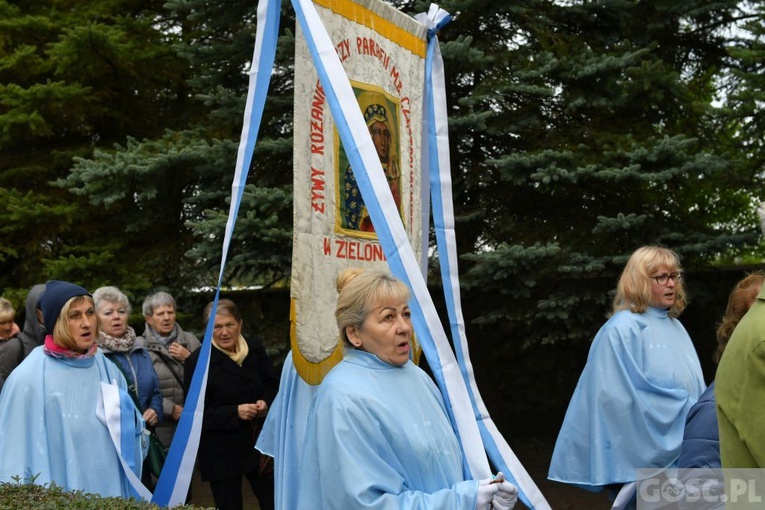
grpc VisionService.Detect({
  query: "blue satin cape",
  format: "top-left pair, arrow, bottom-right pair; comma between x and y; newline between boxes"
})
548,307 -> 705,490
255,350 -> 318,510
0,347 -> 146,497
296,349 -> 478,509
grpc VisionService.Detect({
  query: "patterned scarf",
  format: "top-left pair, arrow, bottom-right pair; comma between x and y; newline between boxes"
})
148,323 -> 179,347
98,326 -> 137,353
212,334 -> 249,367
43,334 -> 98,359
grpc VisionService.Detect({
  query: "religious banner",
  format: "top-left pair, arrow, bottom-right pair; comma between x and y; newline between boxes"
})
156,1 -> 551,508
291,0 -> 427,384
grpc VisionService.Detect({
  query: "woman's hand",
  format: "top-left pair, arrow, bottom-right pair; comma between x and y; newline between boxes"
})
168,343 -> 190,362
238,403 -> 260,421
172,404 -> 183,421
254,400 -> 269,417
143,408 -> 159,428
476,478 -> 500,509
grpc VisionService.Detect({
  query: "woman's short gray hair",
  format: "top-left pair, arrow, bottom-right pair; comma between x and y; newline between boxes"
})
92,286 -> 131,315
142,291 -> 176,317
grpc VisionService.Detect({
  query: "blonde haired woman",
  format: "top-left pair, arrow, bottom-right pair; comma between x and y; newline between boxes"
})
549,246 -> 705,502
296,268 -> 517,509
611,245 -> 689,316
0,281 -> 146,498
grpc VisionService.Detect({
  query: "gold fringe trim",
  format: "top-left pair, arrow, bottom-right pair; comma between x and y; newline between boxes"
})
290,298 -> 345,385
411,332 -> 422,366
312,0 -> 427,57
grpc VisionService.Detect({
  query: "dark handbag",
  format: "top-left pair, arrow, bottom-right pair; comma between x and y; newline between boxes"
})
252,417 -> 274,477
258,454 -> 274,477
145,429 -> 167,479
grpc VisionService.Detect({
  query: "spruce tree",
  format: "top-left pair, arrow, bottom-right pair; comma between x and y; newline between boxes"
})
0,0 -> 191,300
422,0 -> 757,350
64,0 -> 295,296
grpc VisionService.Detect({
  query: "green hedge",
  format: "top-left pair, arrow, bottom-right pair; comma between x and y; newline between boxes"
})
0,478 -> 211,510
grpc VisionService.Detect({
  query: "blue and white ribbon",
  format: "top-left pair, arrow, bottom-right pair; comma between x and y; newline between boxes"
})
292,0 -> 491,479
98,381 -> 152,502
153,0 -> 550,507
417,5 -> 551,508
150,0 -> 282,505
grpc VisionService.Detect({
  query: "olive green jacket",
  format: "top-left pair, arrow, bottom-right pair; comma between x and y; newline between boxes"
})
716,287 -> 765,468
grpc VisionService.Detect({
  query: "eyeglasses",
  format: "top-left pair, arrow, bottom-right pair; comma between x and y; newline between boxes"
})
651,272 -> 683,286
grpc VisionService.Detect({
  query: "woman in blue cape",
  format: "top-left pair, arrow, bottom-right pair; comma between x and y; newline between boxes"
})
548,246 -> 705,502
0,280 -> 148,499
295,268 -> 518,510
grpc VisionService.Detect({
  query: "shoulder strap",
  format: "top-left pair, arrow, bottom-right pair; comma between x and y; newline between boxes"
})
109,357 -> 143,411
152,349 -> 184,387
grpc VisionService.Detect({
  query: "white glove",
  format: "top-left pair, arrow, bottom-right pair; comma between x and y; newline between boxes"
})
475,477 -> 499,509
493,479 -> 518,510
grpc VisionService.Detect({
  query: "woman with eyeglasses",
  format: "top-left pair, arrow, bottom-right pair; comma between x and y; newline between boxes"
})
548,245 -> 705,506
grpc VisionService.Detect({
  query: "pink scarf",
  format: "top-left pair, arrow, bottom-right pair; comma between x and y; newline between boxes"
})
43,334 -> 97,359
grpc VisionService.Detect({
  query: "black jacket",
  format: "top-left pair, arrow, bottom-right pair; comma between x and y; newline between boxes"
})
184,336 -> 278,481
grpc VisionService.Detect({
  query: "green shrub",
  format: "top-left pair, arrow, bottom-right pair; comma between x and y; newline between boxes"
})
0,477 -> 212,510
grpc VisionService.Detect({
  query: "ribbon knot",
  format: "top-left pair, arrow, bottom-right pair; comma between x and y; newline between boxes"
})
416,3 -> 452,40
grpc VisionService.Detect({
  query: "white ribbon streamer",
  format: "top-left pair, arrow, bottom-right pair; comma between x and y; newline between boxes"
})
97,382 -> 153,502
151,0 -> 282,505
292,0 -> 491,478
418,5 -> 551,508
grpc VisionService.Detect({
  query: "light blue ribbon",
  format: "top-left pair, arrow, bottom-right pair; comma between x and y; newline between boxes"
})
292,0 -> 492,479
152,1 -> 550,508
418,4 -> 550,509
151,0 -> 281,505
